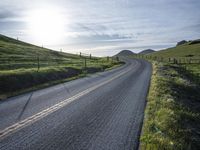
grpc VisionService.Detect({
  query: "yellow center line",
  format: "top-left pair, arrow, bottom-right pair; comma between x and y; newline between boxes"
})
0,62 -> 136,140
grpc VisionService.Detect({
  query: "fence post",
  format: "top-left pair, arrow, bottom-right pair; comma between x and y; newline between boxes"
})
107,56 -> 109,62
116,56 -> 119,61
37,54 -> 40,72
84,58 -> 87,69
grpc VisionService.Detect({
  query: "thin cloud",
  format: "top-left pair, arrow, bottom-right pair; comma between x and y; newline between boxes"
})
0,0 -> 200,56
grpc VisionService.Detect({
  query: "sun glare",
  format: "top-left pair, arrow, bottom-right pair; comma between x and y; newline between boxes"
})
28,8 -> 65,46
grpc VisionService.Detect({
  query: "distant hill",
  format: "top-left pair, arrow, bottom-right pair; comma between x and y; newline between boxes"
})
139,49 -> 155,54
115,50 -> 135,56
189,39 -> 200,45
148,39 -> 200,58
176,40 -> 188,46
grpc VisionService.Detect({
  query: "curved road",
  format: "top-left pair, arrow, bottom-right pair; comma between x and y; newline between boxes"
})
0,58 -> 152,150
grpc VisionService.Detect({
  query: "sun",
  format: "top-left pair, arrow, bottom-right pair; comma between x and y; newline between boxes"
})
27,8 -> 65,46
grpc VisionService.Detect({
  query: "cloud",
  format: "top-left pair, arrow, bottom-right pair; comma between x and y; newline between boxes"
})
0,10 -> 13,19
0,9 -> 20,22
0,0 -> 200,56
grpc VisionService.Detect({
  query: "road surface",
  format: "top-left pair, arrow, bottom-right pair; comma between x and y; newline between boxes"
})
0,58 -> 152,150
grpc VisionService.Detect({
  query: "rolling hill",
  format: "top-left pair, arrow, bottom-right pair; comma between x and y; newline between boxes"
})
139,49 -> 155,54
0,34 -> 80,71
0,34 -> 121,99
115,50 -> 135,56
140,39 -> 200,149
148,40 -> 200,58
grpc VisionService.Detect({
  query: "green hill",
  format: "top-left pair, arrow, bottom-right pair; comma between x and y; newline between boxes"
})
0,34 -> 82,70
138,49 -> 155,54
115,50 -> 135,56
0,34 -> 121,99
148,41 -> 200,58
140,39 -> 200,149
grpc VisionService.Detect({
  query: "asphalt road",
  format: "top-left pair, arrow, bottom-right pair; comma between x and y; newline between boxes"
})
0,58 -> 152,150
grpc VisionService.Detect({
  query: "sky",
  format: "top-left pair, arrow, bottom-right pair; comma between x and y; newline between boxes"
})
0,0 -> 200,56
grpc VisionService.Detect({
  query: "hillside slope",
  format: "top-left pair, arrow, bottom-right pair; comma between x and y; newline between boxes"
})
0,34 -> 121,99
0,34 -> 80,70
139,49 -> 155,54
148,41 -> 200,58
140,39 -> 200,149
115,50 -> 135,56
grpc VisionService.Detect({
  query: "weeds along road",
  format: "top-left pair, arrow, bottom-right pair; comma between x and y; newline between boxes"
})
0,58 -> 152,150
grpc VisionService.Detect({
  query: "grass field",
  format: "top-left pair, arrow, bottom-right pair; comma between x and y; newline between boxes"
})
140,62 -> 200,150
0,34 -> 122,99
148,40 -> 200,59
137,41 -> 200,149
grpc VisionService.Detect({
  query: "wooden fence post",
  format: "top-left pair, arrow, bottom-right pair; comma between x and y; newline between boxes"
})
37,54 -> 40,72
84,58 -> 87,69
107,56 -> 109,62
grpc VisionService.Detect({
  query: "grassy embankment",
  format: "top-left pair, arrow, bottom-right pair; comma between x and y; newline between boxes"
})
138,41 -> 200,149
0,34 -> 122,99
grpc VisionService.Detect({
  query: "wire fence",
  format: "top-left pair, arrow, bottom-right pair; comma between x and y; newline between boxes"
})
134,54 -> 200,84
0,52 -> 120,72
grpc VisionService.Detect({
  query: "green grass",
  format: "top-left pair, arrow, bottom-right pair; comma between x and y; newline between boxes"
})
148,41 -> 200,59
140,62 -> 200,150
137,41 -> 200,149
0,34 -> 123,99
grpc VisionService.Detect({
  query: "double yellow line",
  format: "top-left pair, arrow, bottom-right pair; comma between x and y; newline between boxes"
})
0,63 -> 135,140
